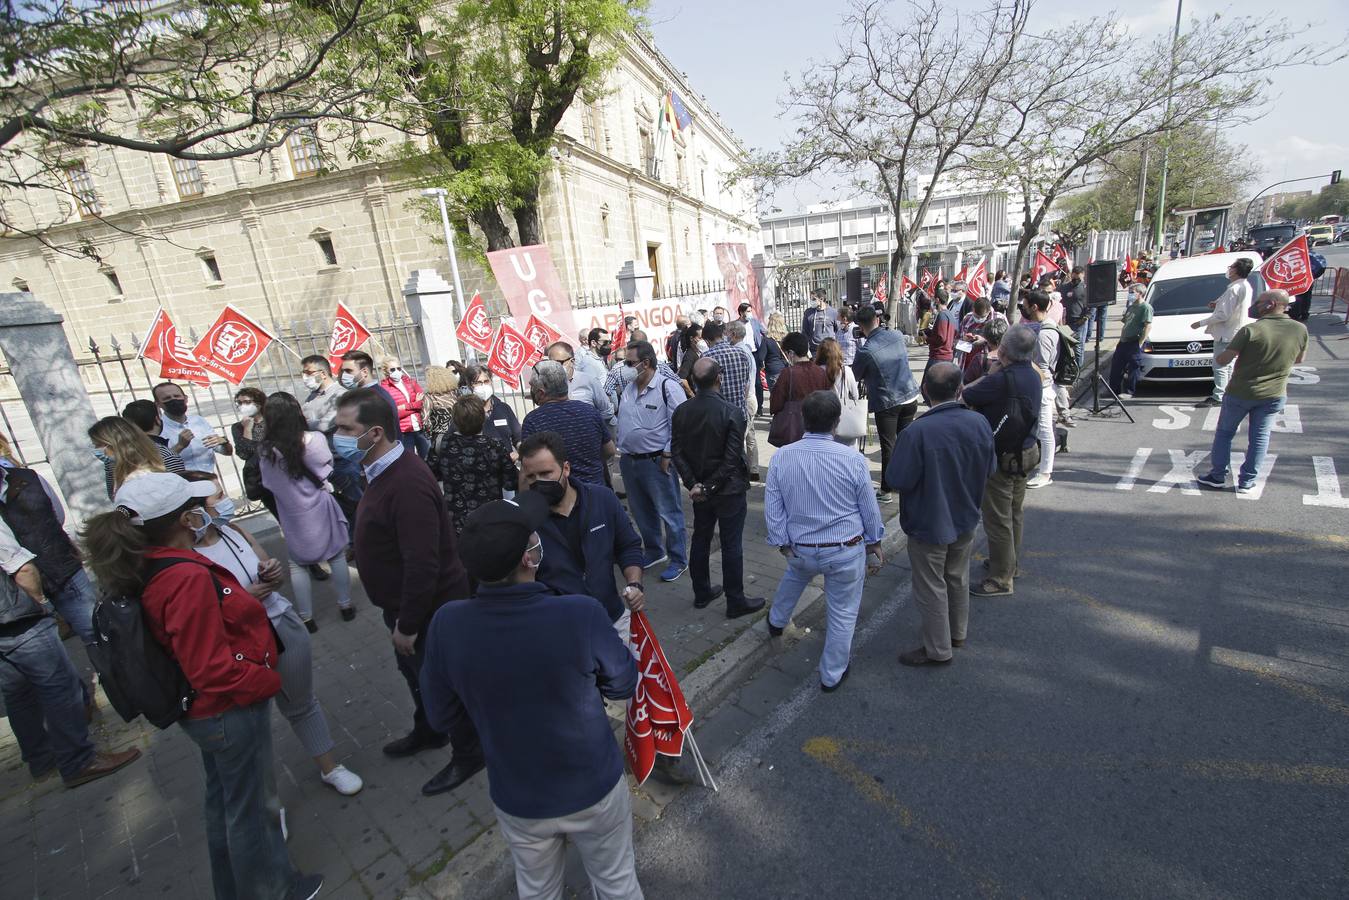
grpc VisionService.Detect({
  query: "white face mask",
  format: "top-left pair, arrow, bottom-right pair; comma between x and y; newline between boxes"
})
696,339 -> 708,353
339,372 -> 357,388
237,403 -> 258,419
387,368 -> 404,380
302,375 -> 320,391
473,384 -> 493,401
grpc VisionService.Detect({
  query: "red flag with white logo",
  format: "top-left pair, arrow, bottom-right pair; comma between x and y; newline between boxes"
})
139,308 -> 209,384
326,302 -> 371,372
966,259 -> 989,300
1030,250 -> 1058,284
954,265 -> 968,285
191,305 -> 276,385
624,612 -> 695,784
873,273 -> 888,305
610,304 -> 629,355
486,245 -> 574,328
901,275 -> 918,296
456,293 -> 496,355
522,314 -> 563,361
919,269 -> 934,293
485,319 -> 533,387
1260,236 -> 1314,295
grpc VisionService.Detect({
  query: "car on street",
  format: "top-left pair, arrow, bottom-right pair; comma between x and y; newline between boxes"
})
1304,224 -> 1335,246
1335,223 -> 1349,243
1247,223 -> 1299,258
1138,251 -> 1265,384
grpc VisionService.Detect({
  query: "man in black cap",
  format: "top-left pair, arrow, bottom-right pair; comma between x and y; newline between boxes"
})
420,494 -> 642,900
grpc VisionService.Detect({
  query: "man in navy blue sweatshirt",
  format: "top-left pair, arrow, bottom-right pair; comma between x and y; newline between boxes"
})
420,493 -> 643,900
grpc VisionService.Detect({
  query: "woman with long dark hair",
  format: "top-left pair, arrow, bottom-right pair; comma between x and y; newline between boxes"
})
80,473 -> 322,900
259,392 -> 352,631
677,322 -> 704,396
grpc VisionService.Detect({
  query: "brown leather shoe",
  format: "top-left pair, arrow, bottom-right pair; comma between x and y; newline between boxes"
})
63,748 -> 142,789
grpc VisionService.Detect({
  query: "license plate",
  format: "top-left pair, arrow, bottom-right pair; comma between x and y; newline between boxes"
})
1169,358 -> 1210,368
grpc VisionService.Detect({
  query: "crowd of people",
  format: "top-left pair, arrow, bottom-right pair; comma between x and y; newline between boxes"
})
0,261 -> 1312,899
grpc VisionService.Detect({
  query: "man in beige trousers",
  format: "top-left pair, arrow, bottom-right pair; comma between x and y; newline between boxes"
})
885,363 -> 996,666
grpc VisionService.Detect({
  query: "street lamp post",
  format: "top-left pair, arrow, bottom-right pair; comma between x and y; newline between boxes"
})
420,187 -> 474,360
1153,0 -> 1184,252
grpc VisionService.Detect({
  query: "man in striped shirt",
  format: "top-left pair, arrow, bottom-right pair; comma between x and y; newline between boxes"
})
765,391 -> 884,692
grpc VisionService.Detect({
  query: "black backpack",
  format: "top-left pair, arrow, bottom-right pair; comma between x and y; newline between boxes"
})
991,370 -> 1036,474
1049,324 -> 1080,386
88,558 -> 222,729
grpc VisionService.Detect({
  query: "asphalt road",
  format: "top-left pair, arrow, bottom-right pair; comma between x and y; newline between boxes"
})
629,298 -> 1349,897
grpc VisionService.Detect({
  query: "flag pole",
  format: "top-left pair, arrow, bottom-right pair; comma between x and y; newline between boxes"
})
686,732 -> 719,792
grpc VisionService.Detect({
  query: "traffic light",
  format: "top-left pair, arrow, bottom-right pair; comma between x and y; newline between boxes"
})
1333,169 -> 1342,185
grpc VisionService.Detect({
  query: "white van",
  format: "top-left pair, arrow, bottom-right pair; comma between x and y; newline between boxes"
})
1138,251 -> 1265,384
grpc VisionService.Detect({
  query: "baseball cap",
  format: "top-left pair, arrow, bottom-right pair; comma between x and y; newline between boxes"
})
114,472 -> 216,525
458,492 -> 551,583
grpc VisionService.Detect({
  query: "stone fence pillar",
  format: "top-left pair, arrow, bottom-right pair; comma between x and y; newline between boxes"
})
0,293 -> 106,519
403,269 -> 467,367
616,261 -> 655,304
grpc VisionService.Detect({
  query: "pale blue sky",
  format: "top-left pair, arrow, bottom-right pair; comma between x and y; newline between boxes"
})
649,0 -> 1349,213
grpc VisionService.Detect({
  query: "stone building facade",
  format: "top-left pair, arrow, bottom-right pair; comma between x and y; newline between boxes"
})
0,30 -> 761,360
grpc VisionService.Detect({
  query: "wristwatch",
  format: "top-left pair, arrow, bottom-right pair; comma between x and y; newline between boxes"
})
626,581 -> 644,592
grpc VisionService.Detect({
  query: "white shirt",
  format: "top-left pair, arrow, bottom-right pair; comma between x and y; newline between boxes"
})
0,516 -> 35,576
1197,279 -> 1252,343
160,413 -> 225,473
194,526 -> 293,620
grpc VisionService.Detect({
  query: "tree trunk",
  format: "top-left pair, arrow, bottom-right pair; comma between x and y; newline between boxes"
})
886,212 -> 913,333
513,182 -> 544,247
474,209 -> 516,251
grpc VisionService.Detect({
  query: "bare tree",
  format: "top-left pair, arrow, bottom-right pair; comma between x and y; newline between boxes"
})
976,12 -> 1343,291
739,0 -> 1029,329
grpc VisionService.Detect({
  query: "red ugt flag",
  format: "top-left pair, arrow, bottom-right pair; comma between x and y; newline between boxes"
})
456,293 -> 496,355
485,319 -> 534,387
1030,250 -> 1058,284
1261,236 -> 1314,295
139,308 -> 209,385
326,302 -> 370,371
873,273 -> 888,305
192,305 -> 276,385
966,258 -> 989,300
522,314 -> 563,363
624,612 -> 694,784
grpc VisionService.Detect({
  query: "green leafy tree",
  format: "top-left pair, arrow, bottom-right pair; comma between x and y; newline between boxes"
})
1274,182 -> 1349,221
324,0 -> 645,251
0,0 -> 392,239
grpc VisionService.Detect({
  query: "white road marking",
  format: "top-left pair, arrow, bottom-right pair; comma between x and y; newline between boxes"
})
1116,447 -> 1152,491
1288,366 -> 1320,385
1146,449 -> 1206,495
1232,453 -> 1276,500
1303,457 -> 1349,509
1152,406 -> 1195,430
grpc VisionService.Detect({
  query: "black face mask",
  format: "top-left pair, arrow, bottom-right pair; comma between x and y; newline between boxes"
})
531,479 -> 566,506
162,398 -> 188,417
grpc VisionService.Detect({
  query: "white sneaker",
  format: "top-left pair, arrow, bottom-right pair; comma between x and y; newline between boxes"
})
321,764 -> 364,796
279,806 -> 288,842
1026,473 -> 1053,489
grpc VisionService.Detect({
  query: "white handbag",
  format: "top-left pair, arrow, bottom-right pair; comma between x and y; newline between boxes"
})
835,371 -> 868,441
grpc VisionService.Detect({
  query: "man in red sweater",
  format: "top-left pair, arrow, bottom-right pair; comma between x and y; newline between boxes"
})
333,388 -> 484,797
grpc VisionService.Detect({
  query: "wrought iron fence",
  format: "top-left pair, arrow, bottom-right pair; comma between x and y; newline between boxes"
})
0,313 -> 426,517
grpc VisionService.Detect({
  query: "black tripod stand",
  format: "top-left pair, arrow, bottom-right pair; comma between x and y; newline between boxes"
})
1087,310 -> 1134,423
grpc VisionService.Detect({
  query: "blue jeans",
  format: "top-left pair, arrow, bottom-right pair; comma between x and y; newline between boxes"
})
1108,339 -> 1145,395
1073,319 -> 1090,370
400,430 -> 430,459
179,701 -> 297,900
1205,395 -> 1285,488
49,568 -> 97,646
690,492 -> 748,604
767,543 -> 867,687
618,456 -> 687,568
0,617 -> 94,779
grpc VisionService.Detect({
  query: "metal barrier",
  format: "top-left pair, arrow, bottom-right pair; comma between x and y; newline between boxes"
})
1329,267 -> 1349,324
0,313 -> 426,516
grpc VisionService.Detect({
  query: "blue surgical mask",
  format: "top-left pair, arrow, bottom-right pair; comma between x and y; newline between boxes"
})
212,497 -> 236,524
188,509 -> 213,544
93,448 -> 110,463
339,372 -> 358,388
333,428 -> 372,462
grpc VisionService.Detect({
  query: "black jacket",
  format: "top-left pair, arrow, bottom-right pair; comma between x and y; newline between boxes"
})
0,467 -> 81,592
670,389 -> 749,497
1063,279 -> 1089,325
